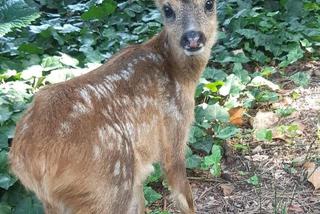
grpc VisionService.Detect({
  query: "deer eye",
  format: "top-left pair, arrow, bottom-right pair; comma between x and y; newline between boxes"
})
163,5 -> 175,20
205,0 -> 214,12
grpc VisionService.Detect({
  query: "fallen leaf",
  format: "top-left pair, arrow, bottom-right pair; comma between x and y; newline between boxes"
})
229,107 -> 245,126
245,154 -> 269,162
304,162 -> 320,190
252,145 -> 263,154
251,111 -> 279,129
220,184 -> 235,196
288,204 -> 304,213
248,76 -> 280,91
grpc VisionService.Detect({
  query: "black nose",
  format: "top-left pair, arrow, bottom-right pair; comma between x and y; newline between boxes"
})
180,31 -> 206,51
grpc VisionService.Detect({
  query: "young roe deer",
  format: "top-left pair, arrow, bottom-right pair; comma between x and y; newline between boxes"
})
9,0 -> 218,213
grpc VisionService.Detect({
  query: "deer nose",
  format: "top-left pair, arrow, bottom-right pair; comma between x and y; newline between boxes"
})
180,31 -> 206,52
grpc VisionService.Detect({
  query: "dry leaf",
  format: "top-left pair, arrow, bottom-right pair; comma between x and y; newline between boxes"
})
252,145 -> 263,154
251,111 -> 279,129
304,162 -> 320,190
245,154 -> 269,162
220,184 -> 235,196
229,107 -> 245,126
288,204 -> 304,213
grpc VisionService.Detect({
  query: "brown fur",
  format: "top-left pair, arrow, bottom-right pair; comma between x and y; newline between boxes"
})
9,1 -> 218,213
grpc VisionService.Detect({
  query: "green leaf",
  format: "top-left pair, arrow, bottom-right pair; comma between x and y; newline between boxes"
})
0,0 -> 40,37
204,145 -> 222,177
202,68 -> 227,81
255,90 -> 279,102
13,195 -> 43,214
186,154 -> 202,169
246,175 -> 260,186
290,72 -> 311,87
190,136 -> 213,154
145,164 -> 162,184
143,186 -> 162,205
199,103 -> 230,123
81,0 -> 117,21
275,107 -> 296,117
0,202 -> 11,214
0,106 -> 12,123
41,56 -> 63,71
256,129 -> 273,142
219,74 -> 246,96
204,81 -> 224,93
215,126 -> 239,140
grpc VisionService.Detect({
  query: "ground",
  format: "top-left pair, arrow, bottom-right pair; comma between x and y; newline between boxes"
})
152,61 -> 320,214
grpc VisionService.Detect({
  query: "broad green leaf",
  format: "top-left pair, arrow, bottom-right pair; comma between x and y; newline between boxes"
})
246,175 -> 260,186
0,203 -> 11,214
190,136 -> 213,154
215,126 -> 239,140
81,0 -> 117,21
202,68 -> 227,81
219,74 -> 246,96
143,186 -> 162,205
290,72 -> 311,87
256,129 -> 273,142
0,0 -> 40,37
0,106 -> 12,123
197,103 -> 229,123
186,154 -> 202,169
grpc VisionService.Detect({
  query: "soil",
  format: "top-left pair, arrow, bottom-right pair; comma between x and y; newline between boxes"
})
152,61 -> 320,214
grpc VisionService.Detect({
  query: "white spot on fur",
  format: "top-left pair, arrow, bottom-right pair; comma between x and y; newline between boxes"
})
79,88 -> 92,107
59,122 -> 71,135
122,164 -> 126,178
98,127 -> 107,143
123,180 -> 131,190
165,99 -> 182,121
86,84 -> 101,99
93,145 -> 101,159
114,160 -> 121,176
71,102 -> 90,117
102,81 -> 115,93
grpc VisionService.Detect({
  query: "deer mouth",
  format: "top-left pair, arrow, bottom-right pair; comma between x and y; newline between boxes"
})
183,46 -> 204,56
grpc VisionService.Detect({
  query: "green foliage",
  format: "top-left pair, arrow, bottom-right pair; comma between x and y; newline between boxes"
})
275,107 -> 296,117
246,175 -> 260,186
203,145 -> 223,177
290,72 -> 311,87
0,0 -> 319,212
256,129 -> 273,142
0,0 -> 40,37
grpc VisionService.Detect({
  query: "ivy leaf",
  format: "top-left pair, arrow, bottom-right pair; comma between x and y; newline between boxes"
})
81,0 -> 117,21
0,0 -> 40,37
0,203 -> 11,214
255,129 -> 273,141
143,186 -> 162,205
290,72 -> 311,87
197,103 -> 229,123
219,74 -> 246,96
215,126 -> 239,140
204,145 -> 222,177
186,154 -> 202,169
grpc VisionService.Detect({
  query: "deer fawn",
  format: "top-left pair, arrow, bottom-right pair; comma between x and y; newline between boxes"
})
9,0 -> 218,213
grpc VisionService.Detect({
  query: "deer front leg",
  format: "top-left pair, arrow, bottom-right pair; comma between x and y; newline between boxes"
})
162,146 -> 195,214
127,184 -> 145,214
